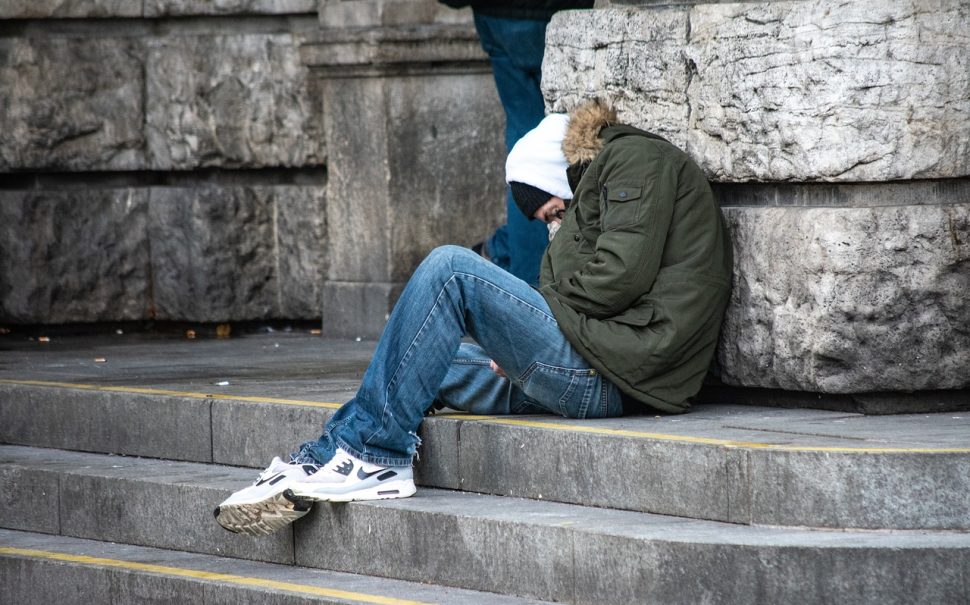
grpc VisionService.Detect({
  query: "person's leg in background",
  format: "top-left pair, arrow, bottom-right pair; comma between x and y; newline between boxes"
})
474,13 -> 552,286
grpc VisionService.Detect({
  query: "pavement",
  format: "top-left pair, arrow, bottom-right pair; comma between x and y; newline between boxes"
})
2,330 -> 969,603
1,330 -> 967,452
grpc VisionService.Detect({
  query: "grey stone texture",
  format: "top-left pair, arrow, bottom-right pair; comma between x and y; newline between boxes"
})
145,1 -> 317,17
277,187 -> 329,318
210,399 -> 333,467
149,186 -> 279,321
304,19 -> 506,337
0,529 -> 556,605
0,30 -> 322,172
0,185 -> 325,324
4,447 -> 970,604
45,454 -> 296,563
0,1 -> 317,18
3,342 -> 969,531
543,0 -> 970,182
0,384 -> 213,462
0,1 -> 141,18
544,6 -> 692,149
719,202 -> 970,392
146,33 -> 324,171
0,37 -> 146,171
1,557 -> 114,605
0,466 -> 60,534
319,0 -> 472,27
291,488 -> 970,605
0,189 -> 152,323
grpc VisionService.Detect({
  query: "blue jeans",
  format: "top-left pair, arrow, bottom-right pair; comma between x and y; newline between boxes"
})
294,246 -> 624,467
474,13 -> 551,286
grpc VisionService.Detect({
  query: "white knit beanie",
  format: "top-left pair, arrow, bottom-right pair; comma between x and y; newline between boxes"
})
505,113 -> 572,202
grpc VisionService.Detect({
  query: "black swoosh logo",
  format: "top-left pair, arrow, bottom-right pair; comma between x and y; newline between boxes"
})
357,467 -> 389,480
255,473 -> 284,487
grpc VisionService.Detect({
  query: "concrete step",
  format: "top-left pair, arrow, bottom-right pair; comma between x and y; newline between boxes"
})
0,529 -> 553,605
2,375 -> 968,531
2,445 -> 967,605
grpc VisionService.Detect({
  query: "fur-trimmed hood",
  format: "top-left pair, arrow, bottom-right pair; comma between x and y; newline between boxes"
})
562,100 -> 618,165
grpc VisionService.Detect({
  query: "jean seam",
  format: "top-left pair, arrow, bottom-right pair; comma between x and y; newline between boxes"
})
335,435 -> 410,468
453,358 -> 491,366
558,372 -> 579,416
363,274 -> 461,448
454,270 -> 556,324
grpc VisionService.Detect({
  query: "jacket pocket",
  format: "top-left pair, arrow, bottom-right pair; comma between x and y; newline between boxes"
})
601,184 -> 643,231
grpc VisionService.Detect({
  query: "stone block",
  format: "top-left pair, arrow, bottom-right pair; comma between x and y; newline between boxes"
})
319,0 -> 473,27
748,450 -> 970,530
146,33 -> 324,170
0,189 -> 151,324
686,0 -> 970,182
456,420 -> 745,522
211,400 -> 333,468
0,1 -> 141,18
303,18 -> 504,337
314,68 -> 504,336
544,6 -> 692,149
0,37 -> 146,171
295,492 -> 575,602
0,385 -> 213,462
544,0 -> 970,182
145,0 -> 316,17
414,415 -> 460,490
107,573 -> 206,604
0,466 -> 59,534
719,203 -> 970,392
148,186 -> 278,322
382,74 -> 506,281
0,183 -> 325,324
712,179 -> 970,210
56,462 -> 294,563
321,282 -> 403,338
572,534 -> 966,605
277,186 -> 328,319
0,558 -> 113,605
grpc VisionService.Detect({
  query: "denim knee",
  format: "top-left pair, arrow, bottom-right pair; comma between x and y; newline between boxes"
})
421,245 -> 480,277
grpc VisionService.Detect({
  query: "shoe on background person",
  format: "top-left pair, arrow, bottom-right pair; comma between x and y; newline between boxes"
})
213,456 -> 319,535
286,447 -> 416,503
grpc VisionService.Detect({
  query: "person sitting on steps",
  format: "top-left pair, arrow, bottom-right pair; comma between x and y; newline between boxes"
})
214,99 -> 733,536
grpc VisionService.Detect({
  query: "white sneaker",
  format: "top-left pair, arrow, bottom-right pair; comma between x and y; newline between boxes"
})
285,448 -> 416,503
214,457 -> 320,535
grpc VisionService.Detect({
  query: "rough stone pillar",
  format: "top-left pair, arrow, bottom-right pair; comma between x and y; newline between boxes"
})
543,0 -> 970,410
302,0 -> 506,337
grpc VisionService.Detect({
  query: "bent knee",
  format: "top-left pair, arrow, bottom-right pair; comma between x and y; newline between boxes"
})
421,245 -> 478,272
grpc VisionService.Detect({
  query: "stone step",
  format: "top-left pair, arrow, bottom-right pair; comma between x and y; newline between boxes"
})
2,376 -> 968,530
2,446 -> 967,605
0,529 -> 552,605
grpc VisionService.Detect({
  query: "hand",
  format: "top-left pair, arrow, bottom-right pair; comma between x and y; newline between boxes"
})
489,360 -> 507,378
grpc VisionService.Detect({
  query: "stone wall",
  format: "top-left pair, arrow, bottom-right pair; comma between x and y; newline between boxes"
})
543,0 -> 970,395
302,0 -> 507,338
0,0 -> 507,330
0,5 -> 326,324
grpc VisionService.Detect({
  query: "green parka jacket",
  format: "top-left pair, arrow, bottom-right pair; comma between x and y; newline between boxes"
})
539,102 -> 733,413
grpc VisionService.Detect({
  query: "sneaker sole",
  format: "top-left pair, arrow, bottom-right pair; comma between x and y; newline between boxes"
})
284,479 -> 416,504
213,492 -> 312,536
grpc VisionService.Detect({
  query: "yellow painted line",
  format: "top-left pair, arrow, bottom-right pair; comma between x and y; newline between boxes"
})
2,379 -> 968,454
0,546 -> 433,605
0,379 -> 340,410
446,416 -> 970,454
